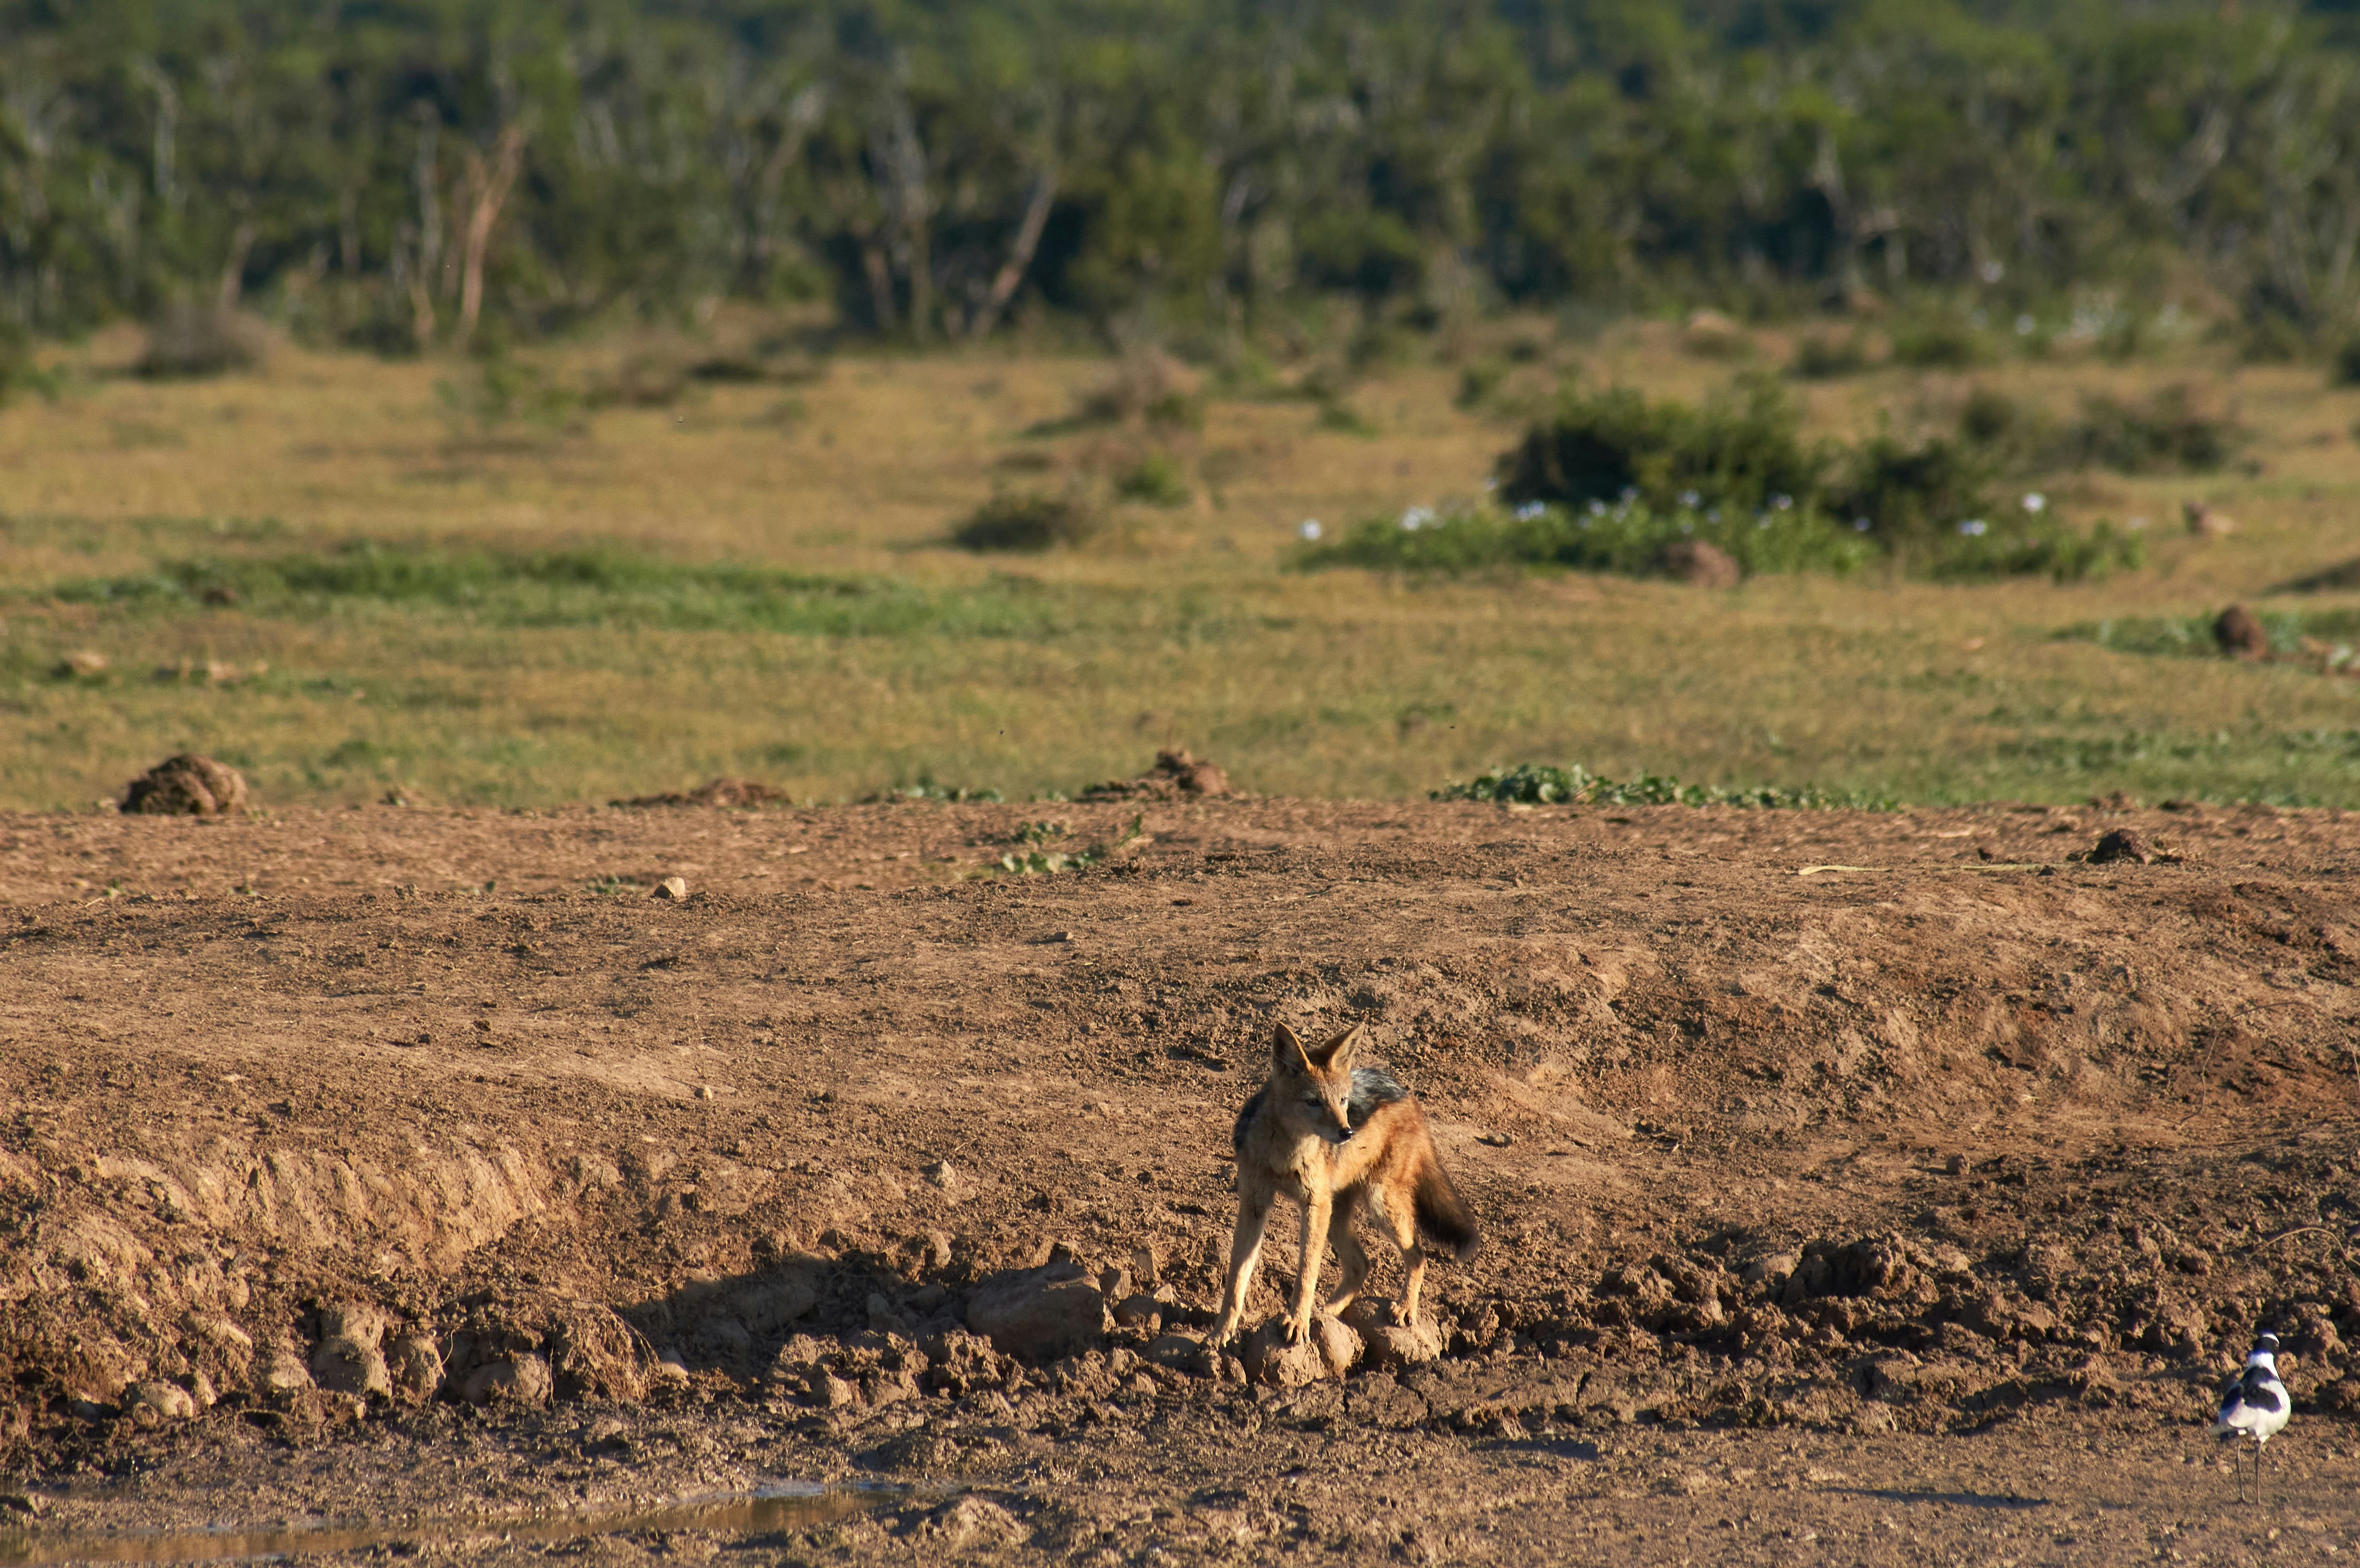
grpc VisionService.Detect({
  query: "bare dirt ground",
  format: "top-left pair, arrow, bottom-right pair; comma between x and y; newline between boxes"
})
3,793 -> 2358,1563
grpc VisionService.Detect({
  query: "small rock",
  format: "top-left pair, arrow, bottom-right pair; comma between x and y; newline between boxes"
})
1741,1251 -> 1800,1288
124,1381 -> 196,1426
901,1495 -> 1028,1549
1243,1321 -> 1329,1388
819,1373 -> 862,1409
925,1159 -> 957,1189
651,876 -> 689,901
56,650 -> 110,679
2214,603 -> 2269,660
1341,1301 -> 1444,1368
1144,1333 -> 1215,1376
2087,828 -> 2153,866
2185,500 -> 2236,538
385,1330 -> 444,1403
257,1345 -> 314,1399
309,1335 -> 392,1400
966,1261 -> 1110,1361
121,753 -> 251,816
1313,1315 -> 1363,1378
1112,1292 -> 1164,1333
1130,1243 -> 1161,1289
461,1353 -> 553,1407
1659,539 -> 1741,589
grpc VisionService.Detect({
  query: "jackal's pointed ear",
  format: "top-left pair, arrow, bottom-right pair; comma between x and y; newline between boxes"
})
1273,1020 -> 1317,1074
1306,1022 -> 1363,1072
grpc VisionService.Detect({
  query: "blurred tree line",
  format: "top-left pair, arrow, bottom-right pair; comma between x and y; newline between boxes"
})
7,0 -> 2360,350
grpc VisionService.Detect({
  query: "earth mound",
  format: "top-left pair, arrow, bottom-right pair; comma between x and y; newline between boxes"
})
119,754 -> 250,816
612,778 -> 796,808
1079,749 -> 1230,801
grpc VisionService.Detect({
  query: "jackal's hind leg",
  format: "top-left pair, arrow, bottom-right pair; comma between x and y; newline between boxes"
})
1369,1184 -> 1427,1325
1321,1193 -> 1370,1316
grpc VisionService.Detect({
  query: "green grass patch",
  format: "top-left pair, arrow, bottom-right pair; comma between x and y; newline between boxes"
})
25,541 -> 1155,642
1299,500 -> 1870,579
1433,762 -> 1900,809
2058,609 -> 2360,660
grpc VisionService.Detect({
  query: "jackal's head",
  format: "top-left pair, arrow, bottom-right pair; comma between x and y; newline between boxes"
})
1270,1020 -> 1364,1143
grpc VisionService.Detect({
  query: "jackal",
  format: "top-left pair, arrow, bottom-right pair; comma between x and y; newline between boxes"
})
1210,1020 -> 1479,1349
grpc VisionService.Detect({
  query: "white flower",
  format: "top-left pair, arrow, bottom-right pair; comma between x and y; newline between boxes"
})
1399,505 -> 1435,531
1514,501 -> 1547,521
2021,492 -> 2046,514
1771,493 -> 1793,511
1588,499 -> 1606,517
2015,314 -> 2036,336
1957,519 -> 1988,537
1706,507 -> 1721,523
1620,486 -> 1640,503
1853,517 -> 1872,532
1678,490 -> 1701,508
1297,519 -> 1322,541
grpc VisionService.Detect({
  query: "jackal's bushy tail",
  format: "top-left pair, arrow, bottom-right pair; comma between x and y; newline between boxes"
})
1414,1159 -> 1480,1262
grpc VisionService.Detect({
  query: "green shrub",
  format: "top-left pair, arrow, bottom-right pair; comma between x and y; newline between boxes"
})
0,320 -> 63,408
2331,337 -> 2360,388
1314,399 -> 1379,437
1114,452 -> 1191,507
952,491 -> 1101,552
1495,379 -> 1827,517
1890,316 -> 1992,369
1433,762 -> 1897,809
1789,331 -> 1871,380
2056,386 -> 2240,473
136,303 -> 266,379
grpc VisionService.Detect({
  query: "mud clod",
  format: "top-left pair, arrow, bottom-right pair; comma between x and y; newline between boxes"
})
651,876 -> 689,900
2214,603 -> 2269,659
120,753 -> 251,815
613,778 -> 796,809
1080,749 -> 1229,801
965,1261 -> 1110,1361
1659,539 -> 1742,588
2087,828 -> 2154,865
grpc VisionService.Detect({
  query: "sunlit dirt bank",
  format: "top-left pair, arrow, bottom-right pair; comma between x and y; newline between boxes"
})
2,797 -> 2356,1562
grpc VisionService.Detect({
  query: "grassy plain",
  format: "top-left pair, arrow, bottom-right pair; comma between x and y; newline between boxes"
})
7,316 -> 2360,810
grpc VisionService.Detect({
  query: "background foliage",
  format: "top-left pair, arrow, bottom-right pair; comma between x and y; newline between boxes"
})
10,2 -> 2360,348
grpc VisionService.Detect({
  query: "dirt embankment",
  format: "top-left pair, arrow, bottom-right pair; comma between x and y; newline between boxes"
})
1,797 -> 2356,1526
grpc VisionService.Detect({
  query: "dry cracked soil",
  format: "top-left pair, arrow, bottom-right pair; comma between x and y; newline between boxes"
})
2,793 -> 2358,1565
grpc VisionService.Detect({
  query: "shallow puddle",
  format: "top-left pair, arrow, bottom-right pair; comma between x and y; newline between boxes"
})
0,1483 -> 899,1565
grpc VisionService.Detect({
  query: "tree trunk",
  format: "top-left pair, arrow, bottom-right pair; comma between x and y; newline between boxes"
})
216,219 -> 256,308
971,170 -> 1056,338
457,123 -> 528,349
860,238 -> 898,332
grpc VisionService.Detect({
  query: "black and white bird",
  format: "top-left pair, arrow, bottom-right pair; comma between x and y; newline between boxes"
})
2212,1331 -> 2291,1500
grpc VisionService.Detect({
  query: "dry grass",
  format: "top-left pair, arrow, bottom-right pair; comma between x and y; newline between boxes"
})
6,316 -> 2360,811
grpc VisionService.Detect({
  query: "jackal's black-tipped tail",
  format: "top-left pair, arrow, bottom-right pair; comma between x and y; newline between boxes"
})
1414,1159 -> 1480,1262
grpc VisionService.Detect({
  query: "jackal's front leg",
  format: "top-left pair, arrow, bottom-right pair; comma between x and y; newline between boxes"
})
1286,1191 -> 1331,1343
1209,1191 -> 1274,1349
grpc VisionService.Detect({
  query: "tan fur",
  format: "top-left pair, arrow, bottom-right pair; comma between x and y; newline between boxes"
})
1210,1020 -> 1478,1349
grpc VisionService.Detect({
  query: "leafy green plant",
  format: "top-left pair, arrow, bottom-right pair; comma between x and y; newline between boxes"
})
1114,452 -> 1191,507
1433,762 -> 1898,809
